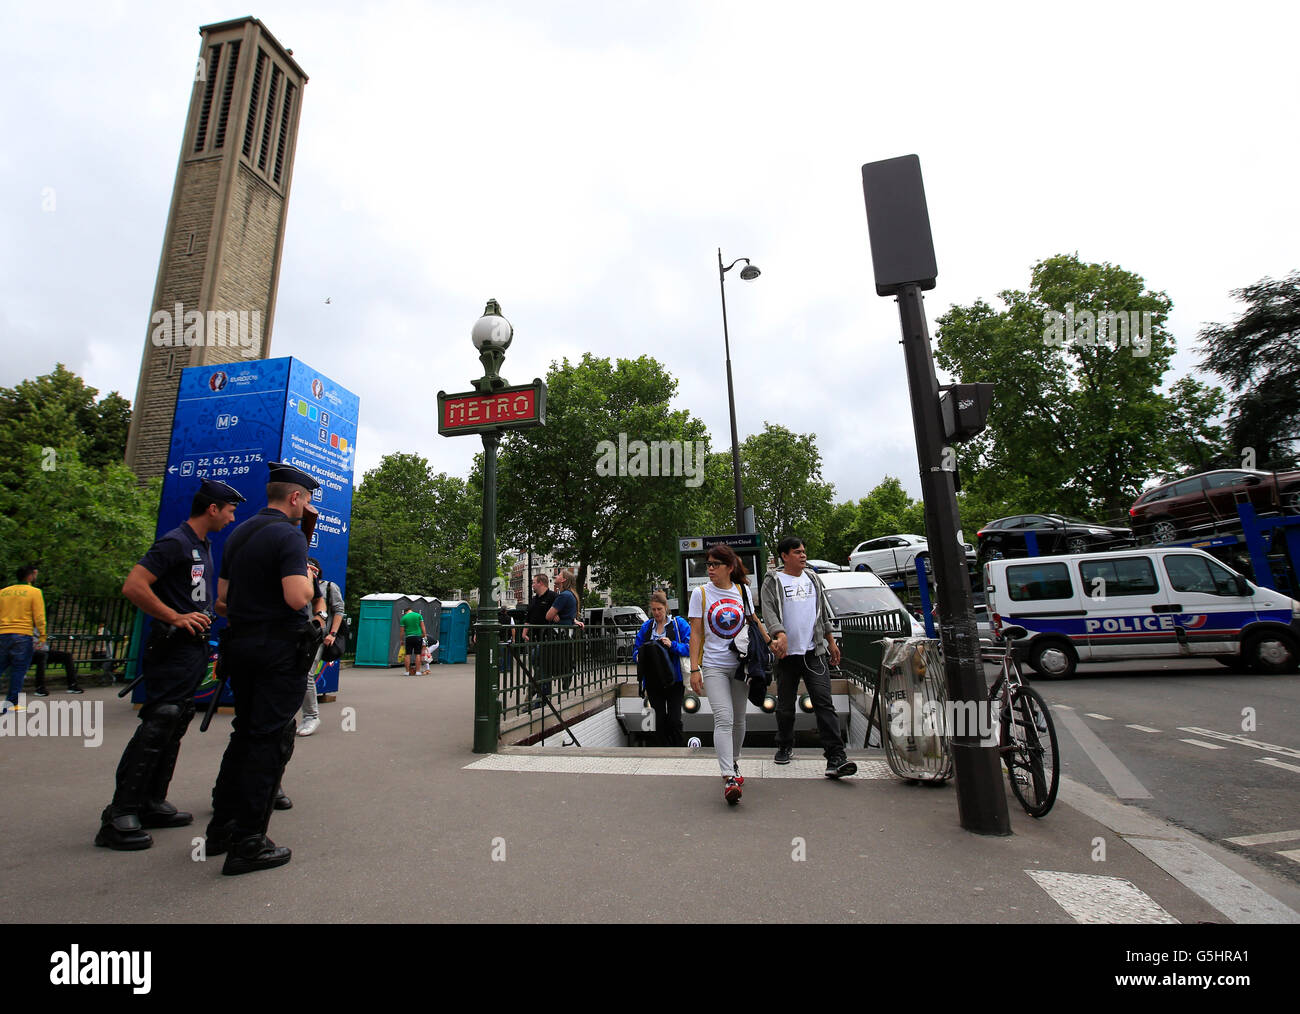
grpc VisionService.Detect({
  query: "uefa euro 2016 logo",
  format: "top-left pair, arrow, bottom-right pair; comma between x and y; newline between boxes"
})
311,379 -> 324,399
209,372 -> 228,392
707,597 -> 744,640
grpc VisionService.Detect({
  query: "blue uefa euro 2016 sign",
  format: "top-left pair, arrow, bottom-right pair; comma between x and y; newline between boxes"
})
147,357 -> 359,705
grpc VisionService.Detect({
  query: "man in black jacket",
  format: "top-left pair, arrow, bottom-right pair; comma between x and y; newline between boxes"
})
522,573 -> 556,709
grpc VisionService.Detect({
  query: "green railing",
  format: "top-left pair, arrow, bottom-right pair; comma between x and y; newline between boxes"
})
836,609 -> 915,691
496,622 -> 626,722
39,594 -> 144,683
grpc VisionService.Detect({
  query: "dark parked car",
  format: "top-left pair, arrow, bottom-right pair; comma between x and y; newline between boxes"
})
975,514 -> 1134,563
1129,468 -> 1300,543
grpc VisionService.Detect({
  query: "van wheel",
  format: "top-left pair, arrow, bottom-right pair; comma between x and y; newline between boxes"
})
1026,639 -> 1077,680
1244,631 -> 1299,674
854,564 -> 869,572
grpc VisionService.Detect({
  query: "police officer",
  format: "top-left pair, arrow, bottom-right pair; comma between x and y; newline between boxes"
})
205,462 -> 322,876
96,478 -> 246,851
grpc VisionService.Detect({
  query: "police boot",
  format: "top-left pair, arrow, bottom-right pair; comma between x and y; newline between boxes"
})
141,703 -> 194,828
94,806 -> 153,851
221,835 -> 292,876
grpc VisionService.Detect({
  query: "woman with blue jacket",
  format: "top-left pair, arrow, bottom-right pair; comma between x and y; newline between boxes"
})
632,591 -> 690,746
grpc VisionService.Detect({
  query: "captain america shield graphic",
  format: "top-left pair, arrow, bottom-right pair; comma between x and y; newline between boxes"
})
707,596 -> 745,640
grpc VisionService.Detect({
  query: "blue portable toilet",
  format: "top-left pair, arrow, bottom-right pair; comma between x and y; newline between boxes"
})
438,600 -> 471,663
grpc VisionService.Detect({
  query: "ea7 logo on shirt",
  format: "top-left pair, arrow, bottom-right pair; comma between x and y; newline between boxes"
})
49,946 -> 151,994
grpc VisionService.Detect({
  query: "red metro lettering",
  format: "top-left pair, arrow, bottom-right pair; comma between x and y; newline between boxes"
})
1084,616 -> 1175,633
444,390 -> 536,429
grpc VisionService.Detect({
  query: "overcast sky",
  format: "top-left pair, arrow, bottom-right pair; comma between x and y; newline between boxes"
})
3,0 -> 1297,506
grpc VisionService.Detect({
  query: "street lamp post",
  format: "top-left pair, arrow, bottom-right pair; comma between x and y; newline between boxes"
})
717,249 -> 761,532
437,300 -> 546,753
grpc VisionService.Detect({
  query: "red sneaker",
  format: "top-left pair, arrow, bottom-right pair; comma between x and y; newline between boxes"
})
723,776 -> 742,804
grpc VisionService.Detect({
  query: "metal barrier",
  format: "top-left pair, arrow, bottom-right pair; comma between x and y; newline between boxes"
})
837,608 -> 915,691
41,595 -> 142,684
495,623 -> 625,725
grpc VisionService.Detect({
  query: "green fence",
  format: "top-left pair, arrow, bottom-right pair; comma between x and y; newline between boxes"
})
836,608 -> 915,691
40,594 -> 143,683
496,623 -> 625,722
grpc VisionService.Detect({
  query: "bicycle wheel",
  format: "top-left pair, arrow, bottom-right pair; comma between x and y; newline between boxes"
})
1001,684 -> 1059,817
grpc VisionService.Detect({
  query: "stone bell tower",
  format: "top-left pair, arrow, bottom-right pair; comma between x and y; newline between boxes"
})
124,17 -> 307,479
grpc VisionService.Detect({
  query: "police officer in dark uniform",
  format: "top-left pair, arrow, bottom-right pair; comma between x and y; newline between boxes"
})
96,478 -> 246,851
205,461 -> 322,876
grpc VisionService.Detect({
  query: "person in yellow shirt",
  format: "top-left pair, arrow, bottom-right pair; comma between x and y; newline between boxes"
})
1,565 -> 46,714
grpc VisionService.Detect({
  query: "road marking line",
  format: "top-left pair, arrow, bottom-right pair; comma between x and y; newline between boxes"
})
1126,724 -> 1161,733
1052,707 -> 1152,799
1224,829 -> 1300,846
1177,727 -> 1300,760
463,755 -> 894,779
1052,704 -> 1075,710
1256,757 -> 1300,775
1280,850 -> 1300,865
1025,870 -> 1177,924
1181,739 -> 1227,750
1120,837 -> 1300,923
1085,713 -> 1113,721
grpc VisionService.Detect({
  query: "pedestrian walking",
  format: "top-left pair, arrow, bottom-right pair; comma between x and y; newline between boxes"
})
632,591 -> 689,746
96,479 -> 245,850
687,545 -> 755,804
297,557 -> 344,736
399,606 -> 426,676
206,462 -> 323,875
760,537 -> 856,778
0,564 -> 45,715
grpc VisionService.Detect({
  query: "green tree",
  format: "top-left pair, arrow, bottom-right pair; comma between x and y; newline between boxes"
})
1197,271 -> 1300,469
739,423 -> 835,560
495,354 -> 711,601
0,444 -> 161,598
936,254 -> 1177,523
855,476 -> 926,543
819,501 -> 861,565
0,364 -> 132,489
1161,375 -> 1231,476
345,454 -> 478,616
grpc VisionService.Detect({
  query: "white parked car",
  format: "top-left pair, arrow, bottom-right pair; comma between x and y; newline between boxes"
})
848,534 -> 975,577
817,570 -> 927,637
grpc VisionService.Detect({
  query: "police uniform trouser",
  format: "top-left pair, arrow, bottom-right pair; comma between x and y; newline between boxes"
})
110,639 -> 207,815
210,630 -> 301,841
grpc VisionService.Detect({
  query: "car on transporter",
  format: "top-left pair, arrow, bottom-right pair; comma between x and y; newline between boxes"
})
1128,467 -> 1300,543
847,534 -> 975,578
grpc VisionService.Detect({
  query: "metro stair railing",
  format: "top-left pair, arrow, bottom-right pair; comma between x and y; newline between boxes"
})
494,622 -> 625,743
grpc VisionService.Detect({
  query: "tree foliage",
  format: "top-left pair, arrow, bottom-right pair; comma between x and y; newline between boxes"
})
0,444 -> 160,599
936,253 -> 1187,524
1197,270 -> 1300,469
739,422 -> 835,560
344,453 -> 479,616
495,354 -> 710,601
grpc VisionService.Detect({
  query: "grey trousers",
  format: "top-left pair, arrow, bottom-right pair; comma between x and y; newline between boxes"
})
300,645 -> 323,721
703,667 -> 748,778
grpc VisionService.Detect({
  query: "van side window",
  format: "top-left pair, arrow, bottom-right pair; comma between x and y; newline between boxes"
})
1164,555 -> 1237,596
1079,557 -> 1158,596
1006,562 -> 1073,601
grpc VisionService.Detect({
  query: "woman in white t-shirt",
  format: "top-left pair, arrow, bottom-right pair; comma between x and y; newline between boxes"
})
688,545 -> 755,805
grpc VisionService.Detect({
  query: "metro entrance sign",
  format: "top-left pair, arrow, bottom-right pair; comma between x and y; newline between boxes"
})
437,381 -> 546,436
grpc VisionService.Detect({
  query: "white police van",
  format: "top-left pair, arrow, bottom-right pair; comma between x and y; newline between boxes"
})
984,547 -> 1300,678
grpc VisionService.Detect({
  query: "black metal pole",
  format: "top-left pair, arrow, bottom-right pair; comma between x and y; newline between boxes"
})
473,431 -> 501,753
718,248 -> 745,532
896,283 -> 1010,836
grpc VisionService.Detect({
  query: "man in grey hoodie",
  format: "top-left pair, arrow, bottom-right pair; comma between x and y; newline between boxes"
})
759,537 -> 856,778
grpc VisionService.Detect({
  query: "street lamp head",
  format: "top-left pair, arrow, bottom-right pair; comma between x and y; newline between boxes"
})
471,298 -> 513,352
738,263 -> 761,281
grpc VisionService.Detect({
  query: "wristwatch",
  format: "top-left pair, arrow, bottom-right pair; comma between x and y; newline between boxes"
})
315,611 -> 327,620
690,667 -> 701,673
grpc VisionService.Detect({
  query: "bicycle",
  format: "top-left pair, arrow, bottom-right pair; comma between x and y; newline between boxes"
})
982,625 -> 1059,817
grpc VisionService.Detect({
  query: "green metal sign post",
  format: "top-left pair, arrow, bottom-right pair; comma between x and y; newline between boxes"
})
438,300 -> 546,753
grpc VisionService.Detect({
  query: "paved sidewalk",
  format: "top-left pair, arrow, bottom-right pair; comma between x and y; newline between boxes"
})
2,663 -> 1297,923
